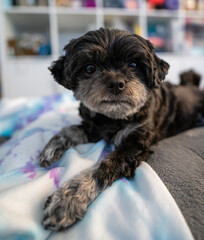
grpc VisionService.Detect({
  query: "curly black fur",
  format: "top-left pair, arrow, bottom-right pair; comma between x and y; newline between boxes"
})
40,28 -> 204,231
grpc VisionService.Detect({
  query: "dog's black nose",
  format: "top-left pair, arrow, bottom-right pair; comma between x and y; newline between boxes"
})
107,80 -> 125,94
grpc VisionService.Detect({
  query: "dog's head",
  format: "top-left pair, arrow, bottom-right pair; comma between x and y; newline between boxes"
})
49,28 -> 169,119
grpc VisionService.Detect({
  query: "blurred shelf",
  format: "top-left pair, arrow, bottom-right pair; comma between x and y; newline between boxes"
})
6,55 -> 52,60
3,5 -> 204,18
1,0 -> 204,97
182,10 -> 204,18
57,13 -> 96,31
103,8 -> 139,16
4,6 -> 49,14
5,12 -> 50,31
146,9 -> 179,18
56,6 -> 97,15
146,9 -> 204,19
1,2 -> 204,56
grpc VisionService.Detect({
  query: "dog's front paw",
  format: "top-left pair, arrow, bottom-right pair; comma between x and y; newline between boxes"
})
42,172 -> 99,231
42,189 -> 82,231
39,135 -> 69,168
39,146 -> 65,168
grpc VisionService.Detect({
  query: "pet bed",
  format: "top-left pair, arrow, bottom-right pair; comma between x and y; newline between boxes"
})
0,93 -> 203,240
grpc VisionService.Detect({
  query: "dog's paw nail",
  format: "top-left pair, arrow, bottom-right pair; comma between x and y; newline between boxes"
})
44,224 -> 48,230
40,160 -> 51,168
42,213 -> 49,222
44,196 -> 52,209
39,148 -> 63,168
43,221 -> 57,230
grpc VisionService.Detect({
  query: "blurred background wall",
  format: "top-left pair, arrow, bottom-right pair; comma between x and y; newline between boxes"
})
0,0 -> 204,98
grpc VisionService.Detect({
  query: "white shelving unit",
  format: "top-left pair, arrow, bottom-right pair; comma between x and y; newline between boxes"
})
0,0 -> 204,98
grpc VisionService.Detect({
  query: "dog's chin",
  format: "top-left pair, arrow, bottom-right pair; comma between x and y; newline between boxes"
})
81,99 -> 146,120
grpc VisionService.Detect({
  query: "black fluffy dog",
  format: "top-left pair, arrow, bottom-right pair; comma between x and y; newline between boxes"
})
39,28 -> 204,231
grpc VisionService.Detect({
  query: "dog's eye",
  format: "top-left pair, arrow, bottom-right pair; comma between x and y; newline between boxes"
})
128,62 -> 137,69
85,64 -> 96,74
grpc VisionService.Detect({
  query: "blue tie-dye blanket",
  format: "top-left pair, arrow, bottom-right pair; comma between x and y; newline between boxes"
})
0,93 -> 194,240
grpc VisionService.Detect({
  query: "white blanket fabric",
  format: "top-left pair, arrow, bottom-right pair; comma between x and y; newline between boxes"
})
0,97 -> 194,240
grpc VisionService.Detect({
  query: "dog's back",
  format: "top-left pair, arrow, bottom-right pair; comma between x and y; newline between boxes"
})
180,69 -> 201,87
150,82 -> 204,141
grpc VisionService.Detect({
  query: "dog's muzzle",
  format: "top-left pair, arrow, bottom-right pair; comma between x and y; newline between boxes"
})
106,79 -> 125,95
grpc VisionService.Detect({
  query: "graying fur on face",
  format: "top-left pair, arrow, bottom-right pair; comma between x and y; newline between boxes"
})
74,77 -> 148,119
42,164 -> 101,231
39,125 -> 88,167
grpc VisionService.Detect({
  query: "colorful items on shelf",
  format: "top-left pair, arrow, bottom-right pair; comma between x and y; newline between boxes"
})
147,21 -> 172,52
148,0 -> 165,6
9,0 -> 204,10
103,0 -> 138,8
7,33 -> 51,56
183,0 -> 204,10
185,18 -> 204,54
147,0 -> 179,10
124,0 -> 138,8
165,0 -> 179,10
84,0 -> 96,7
56,0 -> 96,8
11,0 -> 48,6
105,17 -> 141,36
147,0 -> 204,10
11,0 -> 96,7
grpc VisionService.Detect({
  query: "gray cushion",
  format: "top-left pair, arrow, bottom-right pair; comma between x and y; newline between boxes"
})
148,127 -> 204,240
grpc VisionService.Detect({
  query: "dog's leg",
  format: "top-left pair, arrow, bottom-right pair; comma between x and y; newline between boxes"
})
39,125 -> 89,167
42,131 -> 152,231
42,164 -> 100,230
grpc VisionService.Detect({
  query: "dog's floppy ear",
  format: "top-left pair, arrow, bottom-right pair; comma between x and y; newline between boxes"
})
48,55 -> 70,88
134,35 -> 169,88
153,54 -> 170,87
48,39 -> 78,90
144,39 -> 169,88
